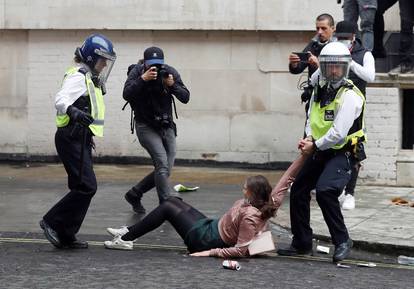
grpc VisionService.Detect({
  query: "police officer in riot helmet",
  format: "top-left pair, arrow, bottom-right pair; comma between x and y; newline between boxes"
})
123,46 -> 190,213
40,34 -> 116,249
278,42 -> 366,263
309,20 -> 375,210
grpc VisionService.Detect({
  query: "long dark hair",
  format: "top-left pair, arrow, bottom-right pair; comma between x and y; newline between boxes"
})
73,55 -> 82,64
245,175 -> 276,220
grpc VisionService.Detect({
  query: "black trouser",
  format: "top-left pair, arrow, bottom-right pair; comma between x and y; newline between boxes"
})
122,197 -> 206,241
373,0 -> 398,52
345,162 -> 361,196
399,0 -> 414,65
43,125 -> 97,244
290,150 -> 354,250
374,0 -> 414,64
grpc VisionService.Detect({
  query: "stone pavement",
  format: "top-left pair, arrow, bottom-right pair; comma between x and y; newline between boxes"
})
0,162 -> 413,255
274,186 -> 414,254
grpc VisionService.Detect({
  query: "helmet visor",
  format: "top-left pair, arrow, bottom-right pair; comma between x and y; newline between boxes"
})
94,56 -> 116,86
319,55 -> 351,83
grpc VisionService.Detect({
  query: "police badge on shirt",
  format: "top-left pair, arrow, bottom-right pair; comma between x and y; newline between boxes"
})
324,110 -> 334,121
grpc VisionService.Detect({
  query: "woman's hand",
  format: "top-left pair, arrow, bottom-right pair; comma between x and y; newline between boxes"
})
189,250 -> 211,257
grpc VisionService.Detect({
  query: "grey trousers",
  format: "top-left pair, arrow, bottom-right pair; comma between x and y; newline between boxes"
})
132,122 -> 176,203
343,0 -> 378,51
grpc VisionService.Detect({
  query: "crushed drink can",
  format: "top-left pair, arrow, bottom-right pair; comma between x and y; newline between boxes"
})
222,260 -> 241,271
316,245 -> 330,254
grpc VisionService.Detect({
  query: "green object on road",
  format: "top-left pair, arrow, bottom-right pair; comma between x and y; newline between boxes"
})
173,184 -> 199,192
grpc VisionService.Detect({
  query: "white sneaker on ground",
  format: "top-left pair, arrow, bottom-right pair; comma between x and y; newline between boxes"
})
342,194 -> 355,210
338,190 -> 346,206
104,236 -> 133,250
106,226 -> 129,237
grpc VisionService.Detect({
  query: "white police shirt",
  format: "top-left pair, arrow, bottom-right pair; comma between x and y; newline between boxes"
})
55,70 -> 87,115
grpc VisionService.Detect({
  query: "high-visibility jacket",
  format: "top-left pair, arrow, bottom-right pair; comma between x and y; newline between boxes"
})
309,80 -> 365,150
56,66 -> 105,137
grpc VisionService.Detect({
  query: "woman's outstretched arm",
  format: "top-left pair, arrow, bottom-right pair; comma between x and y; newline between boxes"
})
271,154 -> 308,211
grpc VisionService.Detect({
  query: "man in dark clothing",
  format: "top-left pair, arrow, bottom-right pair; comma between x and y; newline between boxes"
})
288,13 -> 335,107
123,46 -> 190,213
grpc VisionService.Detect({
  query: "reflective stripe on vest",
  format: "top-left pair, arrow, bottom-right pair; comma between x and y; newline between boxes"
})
309,80 -> 366,150
55,67 -> 105,137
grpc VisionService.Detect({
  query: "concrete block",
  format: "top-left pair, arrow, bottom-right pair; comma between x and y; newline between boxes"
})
230,112 -> 303,153
397,162 -> 414,186
176,112 -> 230,151
187,69 -> 270,112
0,108 -> 27,153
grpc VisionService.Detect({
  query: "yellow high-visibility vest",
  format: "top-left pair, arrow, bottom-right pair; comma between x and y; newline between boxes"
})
309,80 -> 365,150
56,66 -> 105,137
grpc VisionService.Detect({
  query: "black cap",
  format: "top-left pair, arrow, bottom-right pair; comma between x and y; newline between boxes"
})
143,46 -> 164,66
335,21 -> 358,38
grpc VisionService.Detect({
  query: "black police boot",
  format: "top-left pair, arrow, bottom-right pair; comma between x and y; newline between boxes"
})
277,244 -> 313,256
65,239 -> 89,249
39,219 -> 63,249
333,239 -> 353,263
125,189 -> 146,214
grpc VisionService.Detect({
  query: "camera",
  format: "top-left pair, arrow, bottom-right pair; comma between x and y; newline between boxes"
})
155,113 -> 172,127
153,64 -> 169,79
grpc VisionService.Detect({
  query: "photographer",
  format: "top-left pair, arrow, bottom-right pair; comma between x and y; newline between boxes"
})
123,46 -> 190,213
288,14 -> 335,107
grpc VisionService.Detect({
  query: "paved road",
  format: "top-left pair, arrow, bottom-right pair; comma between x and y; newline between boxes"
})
1,233 -> 414,289
1,163 -> 414,288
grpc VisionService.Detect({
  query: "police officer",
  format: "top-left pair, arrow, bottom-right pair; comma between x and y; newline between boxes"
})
40,34 -> 116,249
123,47 -> 190,213
288,13 -> 335,107
278,42 -> 366,262
310,20 -> 375,210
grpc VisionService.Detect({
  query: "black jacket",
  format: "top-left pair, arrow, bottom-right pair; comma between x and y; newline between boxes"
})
289,36 -> 330,78
123,64 -> 190,129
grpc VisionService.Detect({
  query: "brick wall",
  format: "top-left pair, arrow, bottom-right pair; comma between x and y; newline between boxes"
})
359,87 -> 400,185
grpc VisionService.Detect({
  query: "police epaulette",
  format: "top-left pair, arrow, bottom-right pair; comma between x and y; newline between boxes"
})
78,67 -> 88,75
344,82 -> 354,89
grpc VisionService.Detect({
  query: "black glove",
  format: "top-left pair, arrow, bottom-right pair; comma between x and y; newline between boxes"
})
66,105 -> 94,127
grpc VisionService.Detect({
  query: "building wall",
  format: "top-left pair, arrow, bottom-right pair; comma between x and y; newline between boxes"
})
0,0 -> 405,185
0,0 -> 400,31
22,29 -> 311,163
360,87 -> 400,185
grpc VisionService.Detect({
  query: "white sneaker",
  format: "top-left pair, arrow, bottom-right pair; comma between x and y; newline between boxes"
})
104,236 -> 133,250
338,190 -> 346,205
342,194 -> 355,210
106,226 -> 129,237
